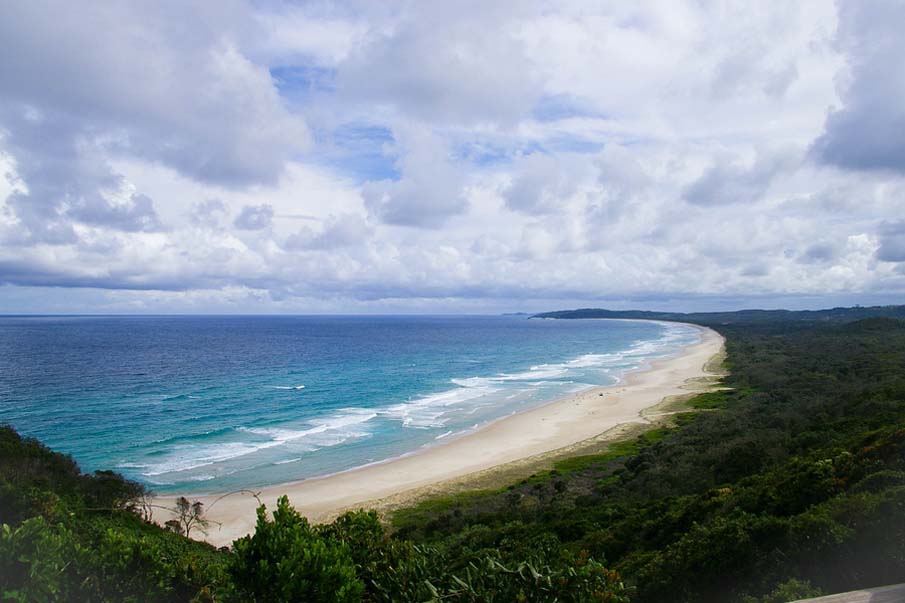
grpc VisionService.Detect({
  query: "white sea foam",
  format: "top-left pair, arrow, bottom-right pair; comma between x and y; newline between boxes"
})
273,457 -> 302,465
424,327 -> 699,429
134,409 -> 378,477
450,349 -> 641,391
185,474 -> 215,482
563,353 -> 619,368
135,442 -> 260,476
132,323 -> 700,481
450,376 -> 494,388
238,409 -> 377,448
497,367 -> 570,381
450,366 -> 569,388
381,385 -> 499,428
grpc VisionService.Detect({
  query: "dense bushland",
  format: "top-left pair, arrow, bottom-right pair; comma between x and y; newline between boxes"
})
2,307 -> 905,601
395,316 -> 905,602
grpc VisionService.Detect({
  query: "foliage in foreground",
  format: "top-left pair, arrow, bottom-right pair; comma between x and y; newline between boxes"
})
230,496 -> 626,602
0,426 -> 626,601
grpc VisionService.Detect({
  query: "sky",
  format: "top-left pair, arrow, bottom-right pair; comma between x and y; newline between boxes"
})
0,0 -> 904,314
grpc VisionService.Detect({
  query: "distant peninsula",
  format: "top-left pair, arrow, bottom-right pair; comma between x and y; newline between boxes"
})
533,304 -> 905,325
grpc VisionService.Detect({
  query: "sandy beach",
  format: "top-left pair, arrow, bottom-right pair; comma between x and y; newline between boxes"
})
157,322 -> 724,547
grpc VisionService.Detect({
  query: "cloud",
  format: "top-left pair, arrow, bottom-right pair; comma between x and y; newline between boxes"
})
336,2 -> 540,125
0,1 -> 309,187
798,241 -> 839,264
1,1 -> 904,312
0,0 -> 309,252
189,200 -> 229,229
503,153 -> 584,215
0,258 -> 189,291
684,150 -> 792,206
877,221 -> 905,263
285,213 -> 372,250
811,0 -> 905,173
67,193 -> 163,233
233,204 -> 274,231
362,126 -> 467,227
0,107 -> 164,243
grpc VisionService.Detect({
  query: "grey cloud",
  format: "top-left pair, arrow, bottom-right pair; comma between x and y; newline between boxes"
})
877,221 -> 905,262
0,258 -> 190,291
5,191 -> 78,245
1,2 -> 903,311
504,153 -> 579,215
362,126 -> 467,228
363,179 -> 466,228
710,42 -> 799,100
0,1 -> 308,250
0,1 -> 308,187
584,146 -> 654,230
740,263 -> 770,277
285,213 -> 372,250
596,146 -> 651,197
189,200 -> 229,229
0,110 -> 84,244
763,62 -> 798,98
0,107 -> 161,242
812,0 -> 905,173
798,242 -> 839,264
337,2 -> 539,125
68,193 -> 163,233
684,152 -> 788,206
234,204 -> 274,230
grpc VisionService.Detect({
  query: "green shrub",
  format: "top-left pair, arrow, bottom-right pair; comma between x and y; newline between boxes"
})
0,517 -> 77,602
741,578 -> 823,603
230,496 -> 363,603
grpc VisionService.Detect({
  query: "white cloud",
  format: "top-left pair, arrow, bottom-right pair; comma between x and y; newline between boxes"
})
503,153 -> 590,215
812,0 -> 905,173
0,2 -> 309,186
234,204 -> 274,231
1,0 -> 904,312
362,125 -> 468,227
285,213 -> 373,250
337,2 -> 541,125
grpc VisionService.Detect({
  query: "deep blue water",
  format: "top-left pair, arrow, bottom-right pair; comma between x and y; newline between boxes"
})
0,315 -> 699,493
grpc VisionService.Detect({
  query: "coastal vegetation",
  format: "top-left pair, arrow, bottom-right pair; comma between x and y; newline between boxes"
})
395,313 -> 905,601
0,427 -> 627,601
2,305 -> 905,601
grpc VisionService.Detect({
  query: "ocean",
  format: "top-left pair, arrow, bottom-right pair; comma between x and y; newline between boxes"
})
0,315 -> 699,494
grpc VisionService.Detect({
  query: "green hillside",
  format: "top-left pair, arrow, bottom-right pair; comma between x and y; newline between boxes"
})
534,304 -> 905,325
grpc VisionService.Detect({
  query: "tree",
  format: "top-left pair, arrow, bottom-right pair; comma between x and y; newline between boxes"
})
166,496 -> 209,538
230,496 -> 363,603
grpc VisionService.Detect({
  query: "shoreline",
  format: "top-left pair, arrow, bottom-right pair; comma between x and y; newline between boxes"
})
156,323 -> 725,547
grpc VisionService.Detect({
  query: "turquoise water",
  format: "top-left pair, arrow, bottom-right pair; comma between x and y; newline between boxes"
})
0,315 -> 699,493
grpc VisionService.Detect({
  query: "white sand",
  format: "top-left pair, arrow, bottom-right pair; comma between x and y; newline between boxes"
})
156,323 -> 724,547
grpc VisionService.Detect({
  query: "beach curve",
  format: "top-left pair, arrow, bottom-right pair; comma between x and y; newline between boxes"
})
156,322 -> 725,547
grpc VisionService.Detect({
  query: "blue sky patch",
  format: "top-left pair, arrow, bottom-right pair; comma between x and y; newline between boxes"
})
270,65 -> 336,102
532,94 -> 601,122
315,123 -> 400,182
